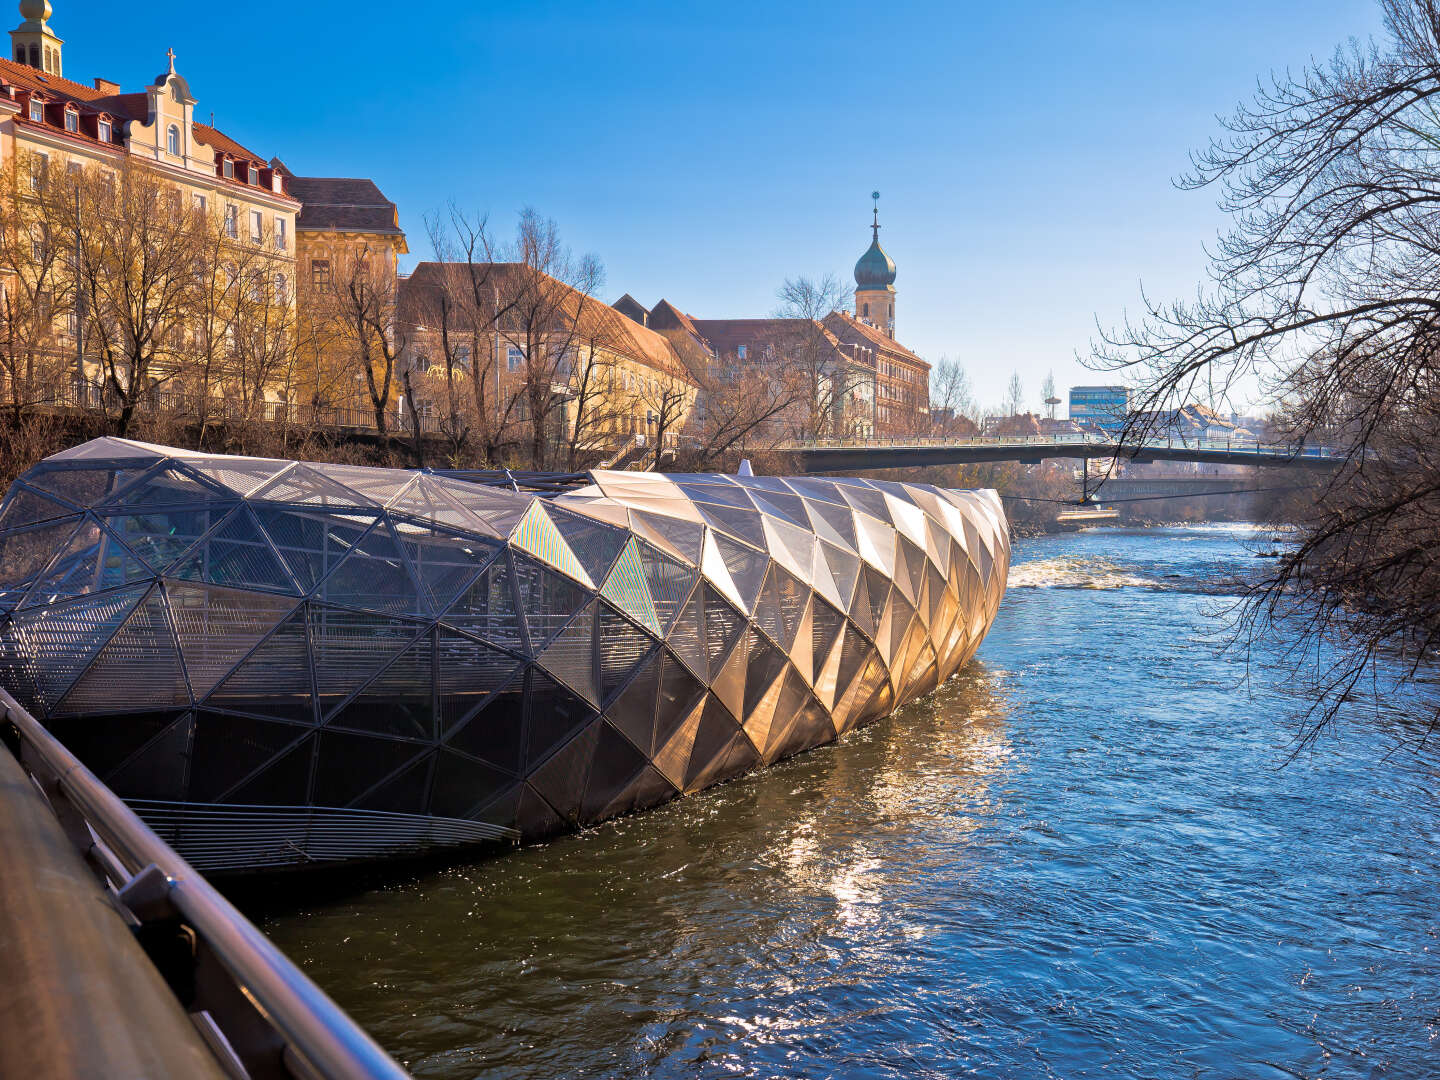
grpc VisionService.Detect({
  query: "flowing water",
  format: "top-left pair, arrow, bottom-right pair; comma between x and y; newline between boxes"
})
263,524 -> 1440,1079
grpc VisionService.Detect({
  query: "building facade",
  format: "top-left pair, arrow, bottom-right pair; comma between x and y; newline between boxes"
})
1068,385 -> 1131,431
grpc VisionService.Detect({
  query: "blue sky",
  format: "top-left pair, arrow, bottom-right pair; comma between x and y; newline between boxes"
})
52,0 -> 1383,410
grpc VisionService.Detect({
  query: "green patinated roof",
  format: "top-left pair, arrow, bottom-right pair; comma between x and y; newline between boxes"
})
854,238 -> 896,289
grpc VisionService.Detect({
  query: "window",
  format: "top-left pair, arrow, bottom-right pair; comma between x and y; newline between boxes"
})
247,165 -> 259,186
64,109 -> 77,133
29,152 -> 47,191
310,259 -> 331,287
192,193 -> 206,215
413,353 -> 431,374
97,118 -> 111,142
30,225 -> 46,263
28,98 -> 43,123
224,204 -> 238,239
274,273 -> 288,302
863,302 -> 869,318
737,345 -> 747,360
274,217 -> 287,251
66,160 -> 82,177
222,159 -> 234,179
507,345 -> 523,372
167,124 -> 180,155
455,344 -> 471,365
249,210 -> 263,243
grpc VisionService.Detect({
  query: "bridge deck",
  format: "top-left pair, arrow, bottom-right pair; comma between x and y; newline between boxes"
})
785,436 -> 1343,473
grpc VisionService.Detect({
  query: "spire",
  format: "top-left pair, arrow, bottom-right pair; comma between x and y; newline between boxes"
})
11,0 -> 62,75
871,190 -> 881,242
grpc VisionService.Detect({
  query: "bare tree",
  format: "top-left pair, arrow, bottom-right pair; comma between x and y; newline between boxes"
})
774,274 -> 864,439
1091,0 -> 1440,744
1042,369 -> 1058,420
1002,371 -> 1025,418
930,356 -> 977,434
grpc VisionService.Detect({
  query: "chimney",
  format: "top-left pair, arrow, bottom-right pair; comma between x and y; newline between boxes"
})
93,77 -> 120,94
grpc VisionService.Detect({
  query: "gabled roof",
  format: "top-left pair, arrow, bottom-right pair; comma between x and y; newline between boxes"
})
192,122 -> 266,163
689,317 -> 853,369
402,262 -> 699,385
287,176 -> 403,235
823,310 -> 927,368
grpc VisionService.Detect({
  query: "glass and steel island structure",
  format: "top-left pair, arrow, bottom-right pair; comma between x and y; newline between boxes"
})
0,438 -> 1009,873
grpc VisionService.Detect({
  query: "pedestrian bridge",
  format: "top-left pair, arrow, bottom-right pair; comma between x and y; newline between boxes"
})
784,434 -> 1345,473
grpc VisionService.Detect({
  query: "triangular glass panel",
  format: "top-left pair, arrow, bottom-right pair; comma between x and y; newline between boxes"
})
597,602 -> 655,706
602,648 -> 661,755
810,596 -> 846,678
753,562 -> 809,652
358,752 -> 436,815
630,510 -> 704,564
782,477 -> 853,507
761,514 -> 817,586
702,585 -> 746,674
326,630 -> 436,740
636,541 -> 696,634
308,606 -> 425,715
252,464 -> 375,508
391,476 -> 495,534
313,730 -> 427,807
863,565 -> 892,633
599,538 -> 660,635
390,518 -> 500,613
511,501 -> 591,587
20,518 -> 148,608
224,732 -> 315,806
0,517 -> 82,612
514,782 -> 568,840
684,697 -> 745,791
319,519 -> 423,615
166,583 -> 298,698
817,540 -> 861,611
0,482 -> 77,531
43,710 -> 181,786
674,480 -> 755,509
748,490 -> 809,529
103,713 -> 194,800
314,463 -> 416,506
97,465 -> 231,511
437,628 -> 522,734
202,608 -> 316,725
838,484 -> 893,523
525,668 -> 597,770
655,650 -> 705,749
696,502 -> 766,549
805,498 -> 858,550
712,533 -> 768,613
710,630 -> 747,721
651,697 -> 703,791
538,602 -> 599,705
579,719 -> 650,822
188,711 -> 311,802
600,763 -> 677,820
849,568 -> 875,639
429,749 -> 514,820
427,477 -> 533,537
741,628 -> 789,720
665,590 -> 707,680
700,529 -> 742,613
183,458 -> 288,498
528,720 -> 599,824
24,464 -> 145,508
445,666 -> 526,773
57,589 -> 189,715
512,553 -> 590,655
168,506 -> 299,595
254,507 -> 376,593
853,513 -> 896,577
444,553 -> 525,652
8,585 -> 148,710
102,511 -> 223,575
547,507 -> 628,588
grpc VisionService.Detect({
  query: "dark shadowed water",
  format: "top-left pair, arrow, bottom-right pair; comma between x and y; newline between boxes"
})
263,524 -> 1440,1079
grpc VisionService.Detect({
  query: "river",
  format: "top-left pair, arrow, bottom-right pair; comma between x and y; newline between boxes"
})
263,524 -> 1440,1079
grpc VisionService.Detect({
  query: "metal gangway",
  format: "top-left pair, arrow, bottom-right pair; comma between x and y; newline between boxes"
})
0,687 -> 412,1080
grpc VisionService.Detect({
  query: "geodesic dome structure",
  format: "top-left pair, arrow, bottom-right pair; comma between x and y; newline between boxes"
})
0,438 -> 1008,872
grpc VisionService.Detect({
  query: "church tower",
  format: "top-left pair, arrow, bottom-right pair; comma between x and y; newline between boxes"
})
10,0 -> 62,76
853,191 -> 896,338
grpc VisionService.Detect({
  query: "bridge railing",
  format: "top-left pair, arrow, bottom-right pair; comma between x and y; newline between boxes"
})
0,687 -> 411,1080
782,433 -> 1343,458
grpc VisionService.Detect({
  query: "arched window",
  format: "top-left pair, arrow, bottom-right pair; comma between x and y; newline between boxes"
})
27,44 -> 37,67
167,124 -> 180,155
13,48 -> 21,62
863,302 -> 869,317
888,303 -> 893,319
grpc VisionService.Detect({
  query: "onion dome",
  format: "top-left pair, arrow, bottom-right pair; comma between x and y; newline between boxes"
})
855,191 -> 896,290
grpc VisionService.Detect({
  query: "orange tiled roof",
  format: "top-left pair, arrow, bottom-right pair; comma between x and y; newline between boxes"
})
824,310 -> 927,368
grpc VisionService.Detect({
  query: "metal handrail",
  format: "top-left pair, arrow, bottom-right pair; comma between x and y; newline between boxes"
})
781,432 -> 1345,457
0,687 -> 411,1080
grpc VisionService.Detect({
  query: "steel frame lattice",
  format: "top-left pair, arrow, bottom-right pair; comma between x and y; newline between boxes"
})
0,437 -> 1009,872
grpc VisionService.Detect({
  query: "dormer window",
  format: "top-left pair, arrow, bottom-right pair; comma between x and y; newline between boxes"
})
167,124 -> 180,156
64,110 -> 77,132
222,158 -> 233,179
28,98 -> 43,123
98,118 -> 112,142
247,165 -> 258,185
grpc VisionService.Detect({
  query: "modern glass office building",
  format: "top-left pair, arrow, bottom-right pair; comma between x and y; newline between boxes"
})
0,438 -> 1009,872
1068,385 -> 1131,430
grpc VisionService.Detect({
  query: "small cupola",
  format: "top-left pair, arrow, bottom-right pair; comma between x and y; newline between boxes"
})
10,0 -> 62,76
